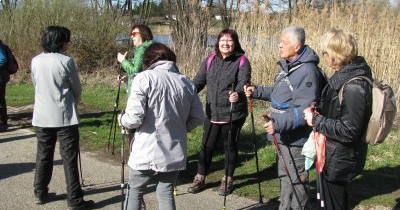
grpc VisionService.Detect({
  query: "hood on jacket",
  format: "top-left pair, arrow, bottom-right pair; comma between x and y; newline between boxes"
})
278,45 -> 320,73
328,56 -> 373,91
146,60 -> 179,73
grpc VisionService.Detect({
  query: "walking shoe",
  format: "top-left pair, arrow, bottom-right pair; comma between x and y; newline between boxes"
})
34,196 -> 45,205
217,176 -> 233,196
34,192 -> 52,205
187,174 -> 205,193
68,200 -> 95,210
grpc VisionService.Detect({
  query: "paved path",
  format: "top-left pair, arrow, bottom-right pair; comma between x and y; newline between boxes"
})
0,107 -> 270,210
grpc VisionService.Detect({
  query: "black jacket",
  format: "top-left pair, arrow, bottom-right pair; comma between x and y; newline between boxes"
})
314,56 -> 373,182
193,52 -> 251,122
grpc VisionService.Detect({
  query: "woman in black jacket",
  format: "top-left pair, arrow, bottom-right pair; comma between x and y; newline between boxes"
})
187,29 -> 251,195
304,28 -> 373,210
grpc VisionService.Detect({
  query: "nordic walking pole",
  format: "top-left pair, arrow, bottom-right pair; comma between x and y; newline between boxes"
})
311,102 -> 325,209
78,146 -> 85,187
246,83 -> 263,204
173,172 -> 179,197
120,111 -> 127,210
108,77 -> 122,154
107,78 -> 122,152
263,114 -> 302,208
222,83 -> 235,210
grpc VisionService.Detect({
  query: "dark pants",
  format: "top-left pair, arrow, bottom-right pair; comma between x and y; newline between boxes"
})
0,82 -> 7,127
320,177 -> 348,210
197,118 -> 245,177
33,125 -> 83,206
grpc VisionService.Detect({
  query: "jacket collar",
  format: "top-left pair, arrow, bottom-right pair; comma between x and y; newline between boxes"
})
328,56 -> 372,91
278,45 -> 320,73
146,60 -> 179,73
134,40 -> 153,50
216,51 -> 244,61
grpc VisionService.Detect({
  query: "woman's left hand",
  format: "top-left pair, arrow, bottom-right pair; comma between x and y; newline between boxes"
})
303,107 -> 314,126
228,91 -> 239,103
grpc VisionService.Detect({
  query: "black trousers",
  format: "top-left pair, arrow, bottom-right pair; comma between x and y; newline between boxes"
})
33,125 -> 83,206
197,118 -> 245,177
0,82 -> 7,126
320,176 -> 348,210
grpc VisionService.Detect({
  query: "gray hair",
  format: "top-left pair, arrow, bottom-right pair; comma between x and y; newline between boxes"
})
282,26 -> 305,46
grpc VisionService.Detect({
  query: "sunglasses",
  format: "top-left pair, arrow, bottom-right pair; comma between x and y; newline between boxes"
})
131,32 -> 140,36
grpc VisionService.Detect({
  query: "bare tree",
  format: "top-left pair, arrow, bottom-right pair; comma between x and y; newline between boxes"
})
138,0 -> 153,24
217,0 -> 235,28
1,0 -> 18,10
166,0 -> 213,76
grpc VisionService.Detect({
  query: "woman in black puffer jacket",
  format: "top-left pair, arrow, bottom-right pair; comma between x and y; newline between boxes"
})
188,29 -> 251,196
304,28 -> 373,210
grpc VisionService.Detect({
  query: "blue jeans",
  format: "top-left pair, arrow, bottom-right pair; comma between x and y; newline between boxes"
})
124,169 -> 178,210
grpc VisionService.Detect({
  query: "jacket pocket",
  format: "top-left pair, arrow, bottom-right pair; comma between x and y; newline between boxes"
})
324,141 -> 357,183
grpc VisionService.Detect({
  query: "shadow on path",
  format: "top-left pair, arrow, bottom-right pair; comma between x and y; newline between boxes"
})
0,159 -> 62,180
0,133 -> 36,144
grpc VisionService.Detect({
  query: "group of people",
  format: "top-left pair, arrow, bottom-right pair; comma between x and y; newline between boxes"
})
0,22 -> 372,210
117,24 -> 372,210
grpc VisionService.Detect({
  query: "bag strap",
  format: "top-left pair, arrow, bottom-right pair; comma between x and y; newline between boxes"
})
206,53 -> 217,72
338,76 -> 373,105
239,54 -> 246,69
206,53 -> 247,72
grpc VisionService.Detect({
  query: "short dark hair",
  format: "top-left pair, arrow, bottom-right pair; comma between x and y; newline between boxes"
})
42,26 -> 71,53
214,28 -> 245,56
143,43 -> 176,69
131,24 -> 153,41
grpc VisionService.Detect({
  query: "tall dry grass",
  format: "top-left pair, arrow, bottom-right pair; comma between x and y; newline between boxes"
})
1,1 -> 399,107
230,4 -> 400,107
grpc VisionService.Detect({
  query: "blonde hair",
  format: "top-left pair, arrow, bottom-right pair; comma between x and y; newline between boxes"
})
320,28 -> 358,66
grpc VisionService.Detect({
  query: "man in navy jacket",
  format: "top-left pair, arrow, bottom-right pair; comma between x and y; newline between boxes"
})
245,26 -> 326,210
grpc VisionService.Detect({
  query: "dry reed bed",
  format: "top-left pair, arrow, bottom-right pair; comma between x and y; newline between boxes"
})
1,2 -> 399,107
232,5 -> 399,107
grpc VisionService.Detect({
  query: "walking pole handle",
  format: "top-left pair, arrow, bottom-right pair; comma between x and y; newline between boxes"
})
310,101 -> 318,132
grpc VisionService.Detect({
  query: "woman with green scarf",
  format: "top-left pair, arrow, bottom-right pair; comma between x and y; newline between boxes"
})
117,24 -> 154,96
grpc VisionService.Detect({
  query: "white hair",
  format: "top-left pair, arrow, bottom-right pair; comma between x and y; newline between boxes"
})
282,26 -> 305,46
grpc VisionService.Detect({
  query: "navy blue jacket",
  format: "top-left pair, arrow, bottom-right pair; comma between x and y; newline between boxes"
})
253,46 -> 326,146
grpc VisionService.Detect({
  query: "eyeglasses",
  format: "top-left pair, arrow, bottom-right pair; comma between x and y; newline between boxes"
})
219,39 -> 234,43
131,32 -> 140,36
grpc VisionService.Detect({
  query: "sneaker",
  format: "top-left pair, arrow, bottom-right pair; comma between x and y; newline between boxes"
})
217,176 -> 233,196
187,174 -> 205,194
68,200 -> 95,210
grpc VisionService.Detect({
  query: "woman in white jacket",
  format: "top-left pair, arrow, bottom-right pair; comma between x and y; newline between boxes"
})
119,43 -> 204,210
